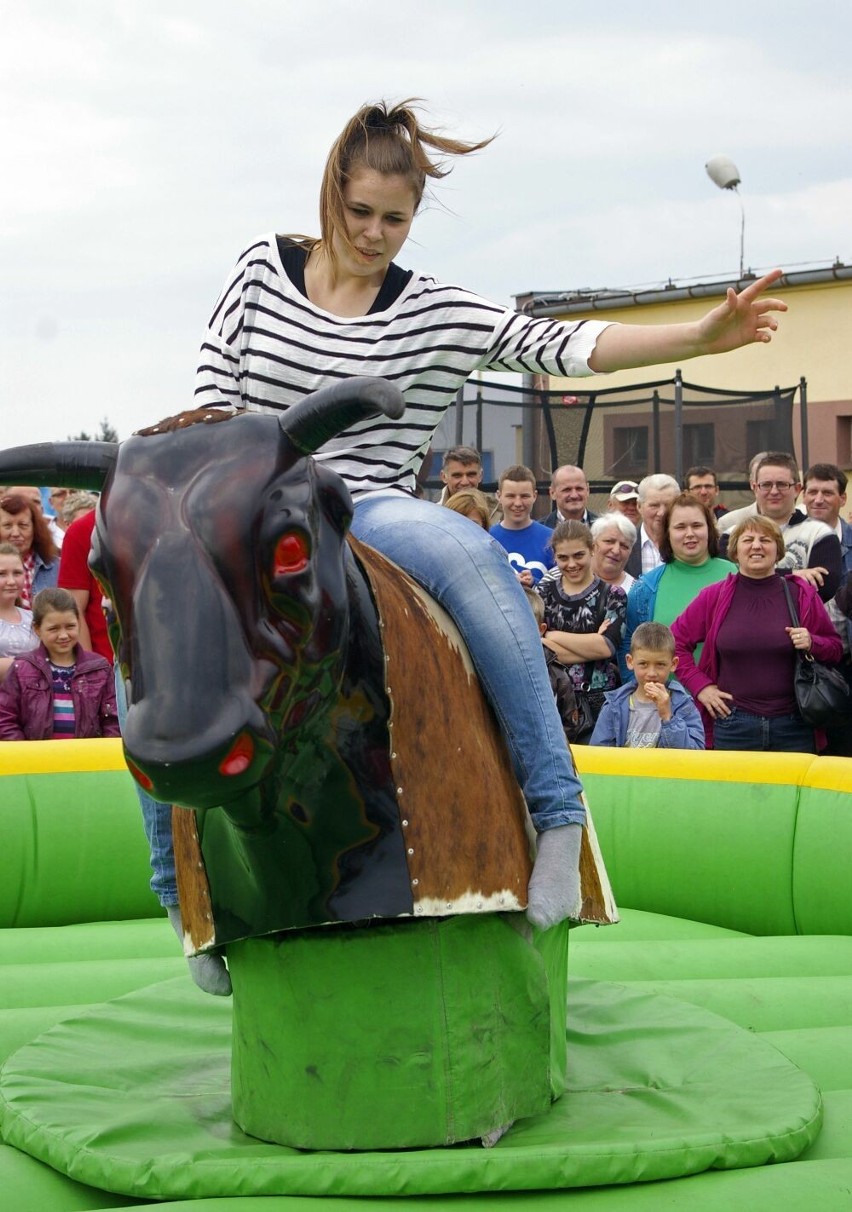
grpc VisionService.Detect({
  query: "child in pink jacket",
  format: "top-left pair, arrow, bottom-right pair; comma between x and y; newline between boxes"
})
0,587 -> 118,740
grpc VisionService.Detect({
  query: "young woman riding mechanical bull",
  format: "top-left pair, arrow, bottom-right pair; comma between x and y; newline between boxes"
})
137,99 -> 787,993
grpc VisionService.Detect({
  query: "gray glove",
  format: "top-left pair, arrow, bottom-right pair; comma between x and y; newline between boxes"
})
167,905 -> 232,997
526,823 -> 582,930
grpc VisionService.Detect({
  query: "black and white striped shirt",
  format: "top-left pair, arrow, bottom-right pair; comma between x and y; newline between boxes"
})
195,235 -> 611,499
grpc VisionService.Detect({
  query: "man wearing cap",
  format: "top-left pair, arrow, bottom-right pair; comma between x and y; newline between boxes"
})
542,465 -> 599,529
607,480 -> 640,526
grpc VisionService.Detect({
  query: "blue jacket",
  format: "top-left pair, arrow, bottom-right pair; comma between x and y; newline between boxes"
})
590,678 -> 705,749
32,550 -> 59,596
617,559 -> 735,680
841,518 -> 852,577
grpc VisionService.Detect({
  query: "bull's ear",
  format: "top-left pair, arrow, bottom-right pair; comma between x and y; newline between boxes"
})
0,441 -> 118,491
279,378 -> 404,457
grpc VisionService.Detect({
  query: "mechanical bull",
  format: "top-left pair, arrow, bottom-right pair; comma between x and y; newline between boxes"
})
0,378 -> 614,1149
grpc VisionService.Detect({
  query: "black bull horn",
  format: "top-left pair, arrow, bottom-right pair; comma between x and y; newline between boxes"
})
0,378 -> 406,488
0,442 -> 119,492
277,377 -> 405,454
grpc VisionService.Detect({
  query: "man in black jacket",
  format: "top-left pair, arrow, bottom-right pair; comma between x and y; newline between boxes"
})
542,465 -> 599,528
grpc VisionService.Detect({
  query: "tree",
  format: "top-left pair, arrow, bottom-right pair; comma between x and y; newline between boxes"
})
68,418 -> 120,443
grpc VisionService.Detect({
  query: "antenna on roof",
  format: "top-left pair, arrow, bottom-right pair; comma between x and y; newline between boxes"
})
705,155 -> 745,279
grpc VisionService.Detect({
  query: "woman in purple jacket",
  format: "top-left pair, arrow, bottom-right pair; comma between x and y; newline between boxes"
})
0,587 -> 119,740
671,516 -> 842,751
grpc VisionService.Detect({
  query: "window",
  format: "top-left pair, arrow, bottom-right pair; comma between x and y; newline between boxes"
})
746,419 -> 779,457
683,423 -> 715,467
612,426 -> 648,478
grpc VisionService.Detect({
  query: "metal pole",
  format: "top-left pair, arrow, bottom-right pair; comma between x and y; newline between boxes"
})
475,380 -> 483,456
734,187 -> 745,278
454,387 -> 464,445
674,370 -> 683,485
798,377 -> 809,474
652,390 -> 661,474
522,373 -> 537,470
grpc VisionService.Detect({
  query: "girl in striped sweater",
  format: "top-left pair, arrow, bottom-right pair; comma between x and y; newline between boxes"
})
152,100 -> 787,936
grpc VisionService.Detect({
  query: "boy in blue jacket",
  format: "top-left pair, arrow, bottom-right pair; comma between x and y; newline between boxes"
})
591,622 -> 704,749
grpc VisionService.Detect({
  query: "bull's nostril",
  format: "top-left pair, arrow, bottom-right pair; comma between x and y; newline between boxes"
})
127,760 -> 154,792
219,732 -> 255,777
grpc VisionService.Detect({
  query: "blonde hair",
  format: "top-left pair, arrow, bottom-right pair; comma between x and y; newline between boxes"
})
443,488 -> 491,529
631,622 -> 675,657
523,586 -> 545,626
317,99 -> 494,269
728,515 -> 786,565
61,491 -> 98,525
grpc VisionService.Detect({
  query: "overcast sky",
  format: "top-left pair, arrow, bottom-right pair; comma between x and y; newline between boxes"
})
2,0 -> 850,448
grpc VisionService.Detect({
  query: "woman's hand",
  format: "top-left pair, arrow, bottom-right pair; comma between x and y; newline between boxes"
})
694,270 -> 787,355
786,626 -> 813,653
697,684 -> 734,719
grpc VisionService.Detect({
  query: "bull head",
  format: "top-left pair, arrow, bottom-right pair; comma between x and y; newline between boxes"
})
0,378 -> 404,808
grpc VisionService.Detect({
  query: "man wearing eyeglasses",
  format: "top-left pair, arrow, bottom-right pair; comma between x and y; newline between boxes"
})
720,452 -> 841,601
684,466 -> 728,521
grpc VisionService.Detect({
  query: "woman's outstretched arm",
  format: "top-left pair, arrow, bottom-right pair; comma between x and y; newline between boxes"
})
588,270 -> 787,373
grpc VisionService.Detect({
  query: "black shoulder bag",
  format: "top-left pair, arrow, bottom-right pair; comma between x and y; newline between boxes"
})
780,578 -> 850,727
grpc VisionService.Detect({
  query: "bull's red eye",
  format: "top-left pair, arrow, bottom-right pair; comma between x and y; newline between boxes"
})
273,532 -> 309,577
219,732 -> 255,777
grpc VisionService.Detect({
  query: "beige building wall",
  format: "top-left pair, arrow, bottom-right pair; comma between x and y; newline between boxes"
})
545,275 -> 852,474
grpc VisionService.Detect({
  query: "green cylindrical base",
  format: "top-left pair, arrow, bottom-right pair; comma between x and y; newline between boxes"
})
228,915 -> 567,1150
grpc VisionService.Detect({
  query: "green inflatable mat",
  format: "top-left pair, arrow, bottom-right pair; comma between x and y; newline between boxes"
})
0,976 -> 820,1201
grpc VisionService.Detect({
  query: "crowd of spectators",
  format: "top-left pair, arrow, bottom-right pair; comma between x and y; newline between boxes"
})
0,487 -> 115,740
441,451 -> 852,757
2,453 -> 851,758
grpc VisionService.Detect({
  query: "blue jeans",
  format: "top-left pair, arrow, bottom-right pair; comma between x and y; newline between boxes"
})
713,706 -> 816,754
351,495 -> 586,830
115,665 -> 178,907
136,495 -> 587,905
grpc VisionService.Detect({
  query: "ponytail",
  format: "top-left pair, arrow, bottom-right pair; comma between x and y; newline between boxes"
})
317,99 -> 495,268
